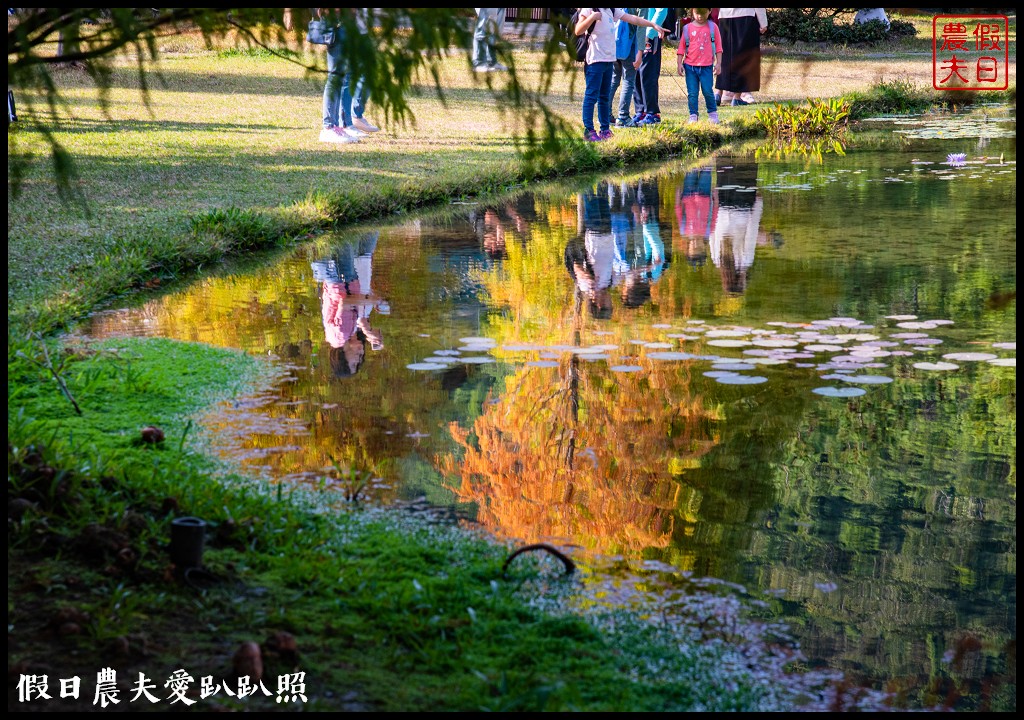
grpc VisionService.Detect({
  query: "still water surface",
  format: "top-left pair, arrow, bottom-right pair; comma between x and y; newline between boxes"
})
82,126 -> 1016,708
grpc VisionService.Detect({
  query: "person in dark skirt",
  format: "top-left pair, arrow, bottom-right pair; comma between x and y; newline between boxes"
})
715,8 -> 767,106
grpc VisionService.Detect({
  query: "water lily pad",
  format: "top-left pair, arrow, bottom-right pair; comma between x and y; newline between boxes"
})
526,360 -> 560,368
752,338 -> 799,348
645,342 -> 674,349
610,365 -> 643,373
459,336 -> 495,344
803,344 -> 845,352
707,339 -> 751,348
461,356 -> 496,364
712,362 -> 757,371
886,314 -> 918,320
913,361 -> 959,371
704,370 -> 738,379
434,349 -> 462,356
652,323 -> 672,329
988,358 -> 1016,367
942,352 -> 998,362
705,329 -> 749,338
992,342 -> 1016,350
813,387 -> 867,397
904,338 -> 942,345
891,333 -> 929,339
406,363 -> 447,371
715,374 -> 768,385
841,375 -> 894,384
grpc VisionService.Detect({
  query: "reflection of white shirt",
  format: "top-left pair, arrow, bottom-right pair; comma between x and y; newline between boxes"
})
711,197 -> 762,271
585,230 -> 616,290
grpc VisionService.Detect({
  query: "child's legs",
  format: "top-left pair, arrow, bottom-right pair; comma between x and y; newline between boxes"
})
322,37 -> 345,128
684,65 -> 700,116
616,61 -> 637,120
582,62 -> 601,132
698,66 -> 717,112
595,62 -> 613,132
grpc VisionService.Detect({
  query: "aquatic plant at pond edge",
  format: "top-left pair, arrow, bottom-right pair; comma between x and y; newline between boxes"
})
755,98 -> 852,139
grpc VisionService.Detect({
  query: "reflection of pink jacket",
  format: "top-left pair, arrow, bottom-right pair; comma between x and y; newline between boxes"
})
321,281 -> 372,348
676,194 -> 716,238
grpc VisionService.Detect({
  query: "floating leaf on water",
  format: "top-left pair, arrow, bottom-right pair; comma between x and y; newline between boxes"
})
407,363 -> 447,371
424,356 -> 457,364
526,360 -> 560,368
942,352 -> 998,362
820,374 -> 851,381
685,319 -> 706,325
841,375 -> 894,384
611,365 -> 643,373
889,350 -> 914,357
647,351 -> 697,361
629,339 -> 651,345
707,339 -> 751,347
886,314 -> 918,320
712,362 -> 757,371
891,332 -> 929,339
461,356 -> 496,364
896,321 -> 930,329
434,349 -> 462,356
652,323 -> 672,329
716,374 -> 768,385
992,342 -> 1016,350
459,345 -> 493,353
666,334 -> 700,340
645,342 -> 674,349
863,340 -> 899,348
752,338 -> 799,348
913,361 -> 959,371
580,354 -> 610,362
459,336 -> 495,345
587,344 -> 619,352
815,581 -> 839,593
803,344 -> 845,352
704,370 -> 739,378
813,387 -> 867,397
745,357 -> 788,366
988,358 -> 1016,367
929,319 -> 955,326
904,338 -> 942,346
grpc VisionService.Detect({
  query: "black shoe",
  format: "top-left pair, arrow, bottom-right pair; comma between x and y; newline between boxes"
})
731,98 -> 749,106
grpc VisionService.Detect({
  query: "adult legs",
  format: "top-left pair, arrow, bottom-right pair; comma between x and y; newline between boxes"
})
322,34 -> 345,129
473,8 -> 505,68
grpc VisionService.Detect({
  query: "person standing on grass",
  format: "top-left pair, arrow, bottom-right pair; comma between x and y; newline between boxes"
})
339,8 -> 380,138
715,8 -> 767,106
318,8 -> 358,145
632,7 -> 671,126
609,7 -> 642,128
576,8 -> 666,142
473,8 -> 508,72
676,8 -> 723,124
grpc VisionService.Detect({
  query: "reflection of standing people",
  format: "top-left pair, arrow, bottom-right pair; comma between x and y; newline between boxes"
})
711,161 -> 762,294
715,8 -> 768,106
473,8 -> 508,72
675,160 -> 717,267
566,185 -> 616,318
618,178 -> 669,307
312,232 -> 388,376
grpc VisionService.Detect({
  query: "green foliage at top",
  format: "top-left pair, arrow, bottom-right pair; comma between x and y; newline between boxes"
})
767,8 -> 917,44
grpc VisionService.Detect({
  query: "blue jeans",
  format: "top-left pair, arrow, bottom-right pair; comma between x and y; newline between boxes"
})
684,64 -> 718,116
322,27 -> 347,128
582,61 -> 614,133
609,59 -> 637,121
341,74 -> 367,126
473,8 -> 504,67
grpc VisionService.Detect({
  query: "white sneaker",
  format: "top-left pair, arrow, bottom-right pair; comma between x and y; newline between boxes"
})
320,127 -> 357,144
342,125 -> 367,139
352,117 -> 380,133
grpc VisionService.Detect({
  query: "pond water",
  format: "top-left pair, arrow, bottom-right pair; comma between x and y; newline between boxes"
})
80,120 -> 1016,709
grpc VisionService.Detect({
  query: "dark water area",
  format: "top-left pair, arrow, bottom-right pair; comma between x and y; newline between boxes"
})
79,118 -> 1016,709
